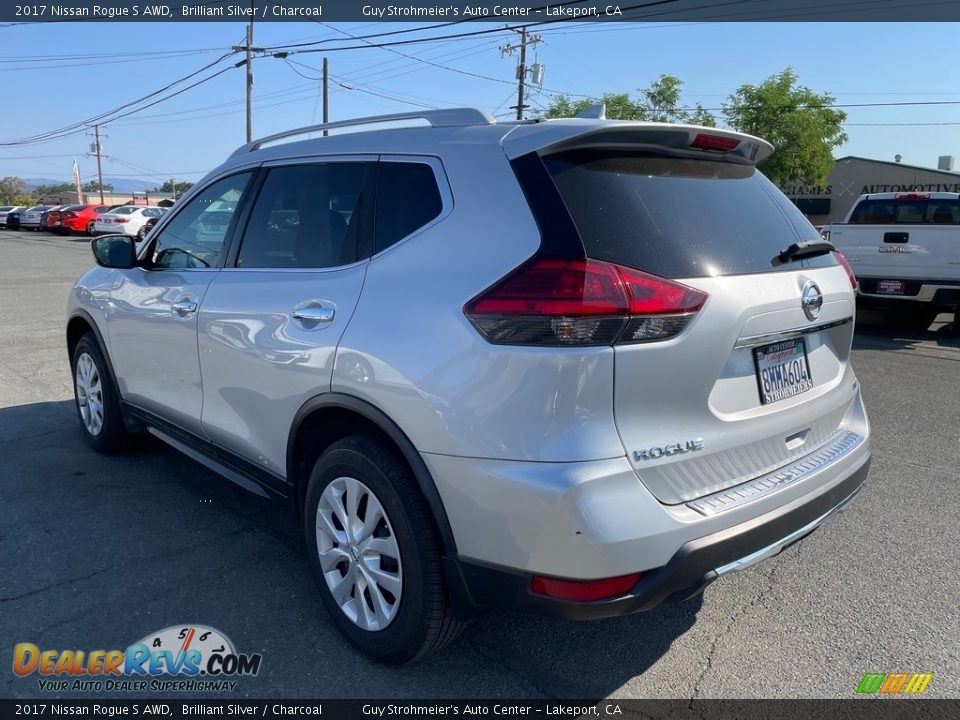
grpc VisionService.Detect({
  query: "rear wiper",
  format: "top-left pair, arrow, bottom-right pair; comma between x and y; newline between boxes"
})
773,239 -> 836,266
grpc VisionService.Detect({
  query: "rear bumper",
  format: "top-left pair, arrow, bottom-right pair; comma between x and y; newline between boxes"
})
449,455 -> 868,620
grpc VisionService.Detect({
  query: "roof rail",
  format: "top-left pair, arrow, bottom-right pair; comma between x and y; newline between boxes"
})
231,108 -> 494,156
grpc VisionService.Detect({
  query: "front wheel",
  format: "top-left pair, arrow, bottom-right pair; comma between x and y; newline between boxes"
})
72,333 -> 131,453
304,435 -> 464,664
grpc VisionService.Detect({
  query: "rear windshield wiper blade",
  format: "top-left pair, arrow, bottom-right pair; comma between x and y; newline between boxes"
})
773,239 -> 836,266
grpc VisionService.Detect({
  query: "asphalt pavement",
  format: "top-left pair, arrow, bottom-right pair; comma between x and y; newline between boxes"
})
1,228 -> 958,699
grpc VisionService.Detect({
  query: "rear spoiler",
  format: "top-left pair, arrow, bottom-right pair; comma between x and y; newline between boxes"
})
500,120 -> 774,165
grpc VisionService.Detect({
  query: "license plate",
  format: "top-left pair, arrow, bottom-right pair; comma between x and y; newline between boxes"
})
753,339 -> 813,405
876,279 -> 906,295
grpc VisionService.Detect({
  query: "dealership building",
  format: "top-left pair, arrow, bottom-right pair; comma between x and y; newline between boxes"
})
783,155 -> 960,225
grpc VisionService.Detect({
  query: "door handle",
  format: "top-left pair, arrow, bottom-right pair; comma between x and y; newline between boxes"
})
172,300 -> 198,315
292,306 -> 335,323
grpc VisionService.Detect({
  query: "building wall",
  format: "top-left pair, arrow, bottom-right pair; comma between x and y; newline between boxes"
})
782,157 -> 960,226
38,191 -> 176,207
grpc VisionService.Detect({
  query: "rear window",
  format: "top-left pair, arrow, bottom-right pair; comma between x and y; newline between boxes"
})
63,205 -> 86,212
541,151 -> 833,278
112,206 -> 137,215
848,198 -> 960,224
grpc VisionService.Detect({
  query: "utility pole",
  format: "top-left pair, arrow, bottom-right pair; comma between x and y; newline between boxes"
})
516,27 -> 527,120
322,57 -> 329,136
500,27 -> 543,120
89,125 -> 105,205
232,3 -> 261,143
245,15 -> 253,142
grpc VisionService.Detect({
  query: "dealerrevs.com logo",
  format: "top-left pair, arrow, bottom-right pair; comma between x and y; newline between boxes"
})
13,625 -> 262,692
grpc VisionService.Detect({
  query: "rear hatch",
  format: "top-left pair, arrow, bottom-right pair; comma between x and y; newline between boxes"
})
506,123 -> 860,505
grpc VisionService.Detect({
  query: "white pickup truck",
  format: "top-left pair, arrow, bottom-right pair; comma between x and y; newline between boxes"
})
827,191 -> 960,329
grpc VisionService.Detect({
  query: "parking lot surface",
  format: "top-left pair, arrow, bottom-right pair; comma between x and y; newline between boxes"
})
1,229 -> 958,699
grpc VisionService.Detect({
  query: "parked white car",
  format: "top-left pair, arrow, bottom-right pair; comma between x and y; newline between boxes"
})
93,206 -> 165,241
20,205 -> 54,230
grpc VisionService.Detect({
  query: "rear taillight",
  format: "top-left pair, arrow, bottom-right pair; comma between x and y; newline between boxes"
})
464,257 -> 707,346
833,250 -> 858,291
530,572 -> 642,602
113,217 -> 129,223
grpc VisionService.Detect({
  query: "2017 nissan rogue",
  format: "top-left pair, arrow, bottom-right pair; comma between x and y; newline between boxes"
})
67,108 -> 870,664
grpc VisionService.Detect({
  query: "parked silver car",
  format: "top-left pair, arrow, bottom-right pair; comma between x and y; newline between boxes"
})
67,108 -> 870,664
20,204 -> 53,230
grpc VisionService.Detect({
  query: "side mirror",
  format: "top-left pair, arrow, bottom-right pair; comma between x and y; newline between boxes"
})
91,234 -> 137,269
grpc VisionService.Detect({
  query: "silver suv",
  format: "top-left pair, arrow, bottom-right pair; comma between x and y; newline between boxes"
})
67,108 -> 871,664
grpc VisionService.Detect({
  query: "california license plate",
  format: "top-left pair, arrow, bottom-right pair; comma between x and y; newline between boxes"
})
754,339 -> 813,405
876,279 -> 906,295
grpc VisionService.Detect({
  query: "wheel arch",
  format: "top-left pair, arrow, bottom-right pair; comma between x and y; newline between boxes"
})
67,310 -> 138,431
287,393 -> 458,558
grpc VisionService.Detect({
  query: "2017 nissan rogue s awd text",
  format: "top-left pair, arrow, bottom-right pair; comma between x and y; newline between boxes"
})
67,108 -> 870,664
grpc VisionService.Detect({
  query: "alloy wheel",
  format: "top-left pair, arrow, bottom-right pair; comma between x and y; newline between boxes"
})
75,352 -> 104,436
315,476 -> 403,631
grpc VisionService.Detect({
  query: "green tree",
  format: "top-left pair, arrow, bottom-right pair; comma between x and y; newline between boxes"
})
152,180 -> 194,195
723,68 -> 847,186
542,75 -> 716,126
0,176 -> 29,205
82,180 -> 113,192
33,182 -> 74,198
542,92 -> 645,120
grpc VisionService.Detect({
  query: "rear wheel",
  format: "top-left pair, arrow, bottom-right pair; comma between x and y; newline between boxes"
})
304,435 -> 464,664
86,221 -> 96,236
72,333 -> 131,454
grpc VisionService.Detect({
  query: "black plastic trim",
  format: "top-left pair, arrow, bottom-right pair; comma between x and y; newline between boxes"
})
287,392 -> 459,556
509,152 -> 586,259
452,458 -> 869,621
123,402 -> 289,499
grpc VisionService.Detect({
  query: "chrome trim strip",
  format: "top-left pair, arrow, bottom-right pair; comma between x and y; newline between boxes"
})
687,431 -> 865,517
714,484 -> 863,576
733,317 -> 852,349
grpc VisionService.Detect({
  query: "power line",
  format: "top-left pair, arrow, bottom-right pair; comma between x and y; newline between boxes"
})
0,52 -> 241,147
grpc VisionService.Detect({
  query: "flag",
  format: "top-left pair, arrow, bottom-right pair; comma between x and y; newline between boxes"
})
72,158 -> 83,203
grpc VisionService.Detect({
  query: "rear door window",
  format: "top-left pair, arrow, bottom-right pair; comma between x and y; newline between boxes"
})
237,162 -> 375,269
541,150 -> 832,278
849,198 -> 960,224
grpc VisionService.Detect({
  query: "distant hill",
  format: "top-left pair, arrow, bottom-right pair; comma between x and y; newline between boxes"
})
23,177 -> 157,193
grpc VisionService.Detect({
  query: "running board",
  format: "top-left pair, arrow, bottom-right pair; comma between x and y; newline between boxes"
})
147,427 -> 271,499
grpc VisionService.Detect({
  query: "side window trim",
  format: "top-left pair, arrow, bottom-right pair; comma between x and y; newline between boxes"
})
139,166 -> 261,270
372,154 -> 453,259
226,154 -> 379,271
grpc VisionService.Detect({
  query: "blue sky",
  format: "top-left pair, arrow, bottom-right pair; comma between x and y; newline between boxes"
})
0,21 -> 953,187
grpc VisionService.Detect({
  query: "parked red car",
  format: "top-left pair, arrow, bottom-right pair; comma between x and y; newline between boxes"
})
59,204 -> 110,236
45,208 -> 64,233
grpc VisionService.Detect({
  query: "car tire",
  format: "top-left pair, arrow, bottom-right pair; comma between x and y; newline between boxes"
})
72,333 -> 131,454
86,221 -> 96,236
136,226 -> 146,242
304,434 -> 464,665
